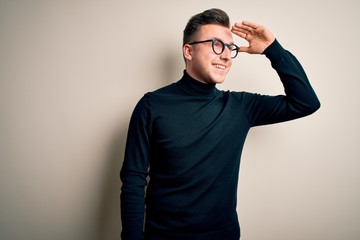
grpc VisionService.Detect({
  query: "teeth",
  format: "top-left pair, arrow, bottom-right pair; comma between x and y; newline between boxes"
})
214,64 -> 225,70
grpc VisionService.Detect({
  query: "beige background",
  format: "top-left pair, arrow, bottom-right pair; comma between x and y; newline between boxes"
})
0,0 -> 359,239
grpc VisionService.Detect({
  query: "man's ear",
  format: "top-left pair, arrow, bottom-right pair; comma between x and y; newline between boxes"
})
183,44 -> 192,61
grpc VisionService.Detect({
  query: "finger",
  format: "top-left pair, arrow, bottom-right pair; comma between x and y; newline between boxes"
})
238,46 -> 251,53
234,32 -> 247,39
241,20 -> 261,30
231,26 -> 250,39
234,21 -> 258,31
231,31 -> 247,40
231,28 -> 247,38
231,26 -> 248,33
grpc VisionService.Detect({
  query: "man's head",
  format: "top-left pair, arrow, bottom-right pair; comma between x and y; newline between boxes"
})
183,9 -> 236,84
183,8 -> 230,46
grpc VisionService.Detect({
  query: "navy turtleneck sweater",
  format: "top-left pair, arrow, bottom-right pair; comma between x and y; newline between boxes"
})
120,40 -> 320,240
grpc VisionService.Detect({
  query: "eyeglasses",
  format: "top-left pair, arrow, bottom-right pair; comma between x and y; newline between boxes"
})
189,39 -> 239,59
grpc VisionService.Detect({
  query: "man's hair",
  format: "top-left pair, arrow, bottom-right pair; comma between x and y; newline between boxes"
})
183,8 -> 230,46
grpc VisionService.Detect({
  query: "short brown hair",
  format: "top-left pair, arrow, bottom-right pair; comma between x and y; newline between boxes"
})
183,8 -> 230,46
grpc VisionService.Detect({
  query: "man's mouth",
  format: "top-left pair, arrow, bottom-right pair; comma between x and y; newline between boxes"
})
213,64 -> 226,70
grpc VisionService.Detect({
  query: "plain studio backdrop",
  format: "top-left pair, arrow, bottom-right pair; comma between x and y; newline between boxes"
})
0,0 -> 359,239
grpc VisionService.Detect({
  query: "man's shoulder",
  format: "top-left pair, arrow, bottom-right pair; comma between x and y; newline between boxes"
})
134,82 -> 179,108
141,82 -> 180,100
151,82 -> 178,94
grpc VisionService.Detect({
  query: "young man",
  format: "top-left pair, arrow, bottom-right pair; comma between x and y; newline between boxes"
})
120,8 -> 320,240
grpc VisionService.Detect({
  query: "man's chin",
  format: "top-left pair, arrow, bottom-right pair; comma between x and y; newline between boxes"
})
214,79 -> 225,84
212,76 -> 226,84
213,72 -> 228,84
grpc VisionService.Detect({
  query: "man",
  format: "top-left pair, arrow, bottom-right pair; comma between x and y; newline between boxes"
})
120,8 -> 320,240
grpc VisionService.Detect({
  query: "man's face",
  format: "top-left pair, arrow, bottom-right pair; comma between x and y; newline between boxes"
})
184,24 -> 234,84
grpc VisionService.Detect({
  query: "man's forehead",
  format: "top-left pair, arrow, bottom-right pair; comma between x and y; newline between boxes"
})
197,24 -> 234,42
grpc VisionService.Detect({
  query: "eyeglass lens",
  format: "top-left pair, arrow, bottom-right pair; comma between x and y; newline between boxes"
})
212,39 -> 238,58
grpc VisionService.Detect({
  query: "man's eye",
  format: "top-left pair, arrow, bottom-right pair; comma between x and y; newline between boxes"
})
214,41 -> 222,47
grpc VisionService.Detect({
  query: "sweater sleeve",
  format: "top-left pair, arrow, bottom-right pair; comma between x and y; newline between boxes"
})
249,39 -> 320,126
120,96 -> 151,240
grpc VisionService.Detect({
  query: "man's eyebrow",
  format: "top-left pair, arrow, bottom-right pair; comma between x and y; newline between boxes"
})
213,37 -> 235,45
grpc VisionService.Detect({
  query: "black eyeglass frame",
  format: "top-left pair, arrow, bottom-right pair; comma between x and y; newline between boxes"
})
188,39 -> 239,59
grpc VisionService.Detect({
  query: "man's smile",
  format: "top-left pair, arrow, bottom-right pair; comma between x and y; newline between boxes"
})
213,64 -> 226,70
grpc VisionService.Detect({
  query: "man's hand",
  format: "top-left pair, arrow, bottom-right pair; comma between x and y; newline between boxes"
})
231,21 -> 275,54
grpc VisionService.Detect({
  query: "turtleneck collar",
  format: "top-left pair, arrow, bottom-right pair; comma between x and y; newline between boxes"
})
176,70 -> 218,98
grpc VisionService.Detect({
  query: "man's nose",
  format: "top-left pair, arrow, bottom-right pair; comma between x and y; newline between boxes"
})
220,48 -> 231,61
